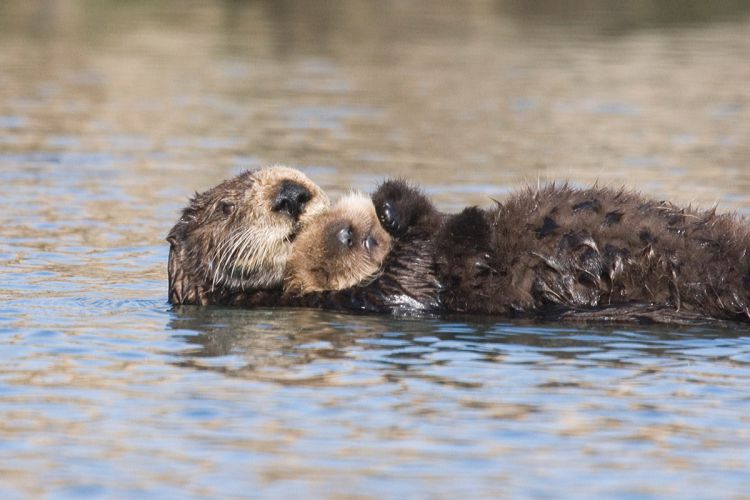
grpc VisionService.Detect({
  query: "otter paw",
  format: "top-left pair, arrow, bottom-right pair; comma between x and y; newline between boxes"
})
372,179 -> 437,237
379,200 -> 403,235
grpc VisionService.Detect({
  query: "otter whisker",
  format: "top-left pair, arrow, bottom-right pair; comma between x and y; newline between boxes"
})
212,226 -> 250,290
209,229 -> 238,289
230,229 -> 262,290
206,226 -> 244,287
231,225 -> 280,289
215,226 -> 256,290
219,224 -> 284,290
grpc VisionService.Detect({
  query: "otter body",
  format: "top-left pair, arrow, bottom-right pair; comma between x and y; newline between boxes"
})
167,170 -> 750,324
371,181 -> 750,323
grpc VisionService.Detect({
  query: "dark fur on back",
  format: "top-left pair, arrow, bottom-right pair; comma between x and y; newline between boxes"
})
367,181 -> 750,323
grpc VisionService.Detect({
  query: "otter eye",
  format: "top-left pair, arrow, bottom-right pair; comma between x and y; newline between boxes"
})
220,201 -> 235,216
337,226 -> 354,248
364,235 -> 378,252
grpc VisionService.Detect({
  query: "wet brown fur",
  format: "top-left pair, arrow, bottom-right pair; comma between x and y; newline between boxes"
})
369,180 -> 750,323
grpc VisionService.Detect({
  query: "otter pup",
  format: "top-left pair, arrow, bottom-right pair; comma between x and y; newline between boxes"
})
273,184 -> 443,315
166,166 -> 330,305
284,193 -> 391,294
372,180 -> 750,323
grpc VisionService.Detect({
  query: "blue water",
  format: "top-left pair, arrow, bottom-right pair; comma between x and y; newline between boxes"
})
2,1 -> 750,497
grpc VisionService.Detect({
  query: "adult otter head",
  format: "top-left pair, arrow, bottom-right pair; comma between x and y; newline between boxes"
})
285,193 -> 392,294
167,166 -> 330,305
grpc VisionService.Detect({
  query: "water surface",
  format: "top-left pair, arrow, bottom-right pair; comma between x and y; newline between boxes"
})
2,1 -> 750,497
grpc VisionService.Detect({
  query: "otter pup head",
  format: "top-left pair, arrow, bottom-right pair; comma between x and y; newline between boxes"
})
167,166 -> 330,304
285,193 -> 392,294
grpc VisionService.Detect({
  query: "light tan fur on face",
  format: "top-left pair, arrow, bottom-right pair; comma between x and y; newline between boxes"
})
226,166 -> 330,288
285,192 -> 392,294
167,166 -> 330,303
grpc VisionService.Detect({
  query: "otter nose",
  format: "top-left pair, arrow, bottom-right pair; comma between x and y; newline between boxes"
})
337,227 -> 354,247
272,181 -> 312,219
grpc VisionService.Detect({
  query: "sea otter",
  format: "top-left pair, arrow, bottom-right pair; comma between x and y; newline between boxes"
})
168,170 -> 750,324
284,192 -> 391,294
166,166 -> 330,305
369,180 -> 750,323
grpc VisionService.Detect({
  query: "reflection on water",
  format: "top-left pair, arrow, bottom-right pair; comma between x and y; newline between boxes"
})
2,0 -> 750,497
169,308 -> 750,497
2,0 -> 750,210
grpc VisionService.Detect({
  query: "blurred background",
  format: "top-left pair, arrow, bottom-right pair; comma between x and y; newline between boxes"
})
2,1 -> 750,498
2,0 -> 749,211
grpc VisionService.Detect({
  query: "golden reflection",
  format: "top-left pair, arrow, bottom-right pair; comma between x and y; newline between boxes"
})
1,0 -> 749,218
169,307 -> 414,384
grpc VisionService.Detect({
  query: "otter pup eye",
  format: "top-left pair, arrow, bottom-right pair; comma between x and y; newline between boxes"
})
337,226 -> 354,248
220,201 -> 235,216
363,235 -> 378,252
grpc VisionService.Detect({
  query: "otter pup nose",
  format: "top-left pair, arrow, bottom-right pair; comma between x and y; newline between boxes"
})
337,226 -> 354,247
273,180 -> 312,219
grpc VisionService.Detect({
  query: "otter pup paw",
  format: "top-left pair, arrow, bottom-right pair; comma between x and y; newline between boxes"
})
372,179 -> 441,237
